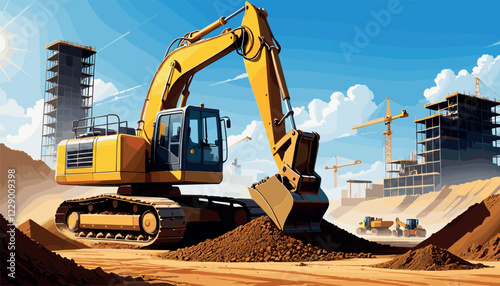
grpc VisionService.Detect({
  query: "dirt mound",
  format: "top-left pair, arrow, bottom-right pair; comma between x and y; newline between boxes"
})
317,218 -> 396,254
0,143 -> 53,190
417,194 -> 500,260
42,219 -> 89,249
373,244 -> 486,271
459,233 -> 500,261
159,216 -> 376,262
0,214 -> 147,285
18,219 -> 87,251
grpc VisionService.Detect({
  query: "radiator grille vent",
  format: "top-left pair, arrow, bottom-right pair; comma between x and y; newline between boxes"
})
66,141 -> 94,168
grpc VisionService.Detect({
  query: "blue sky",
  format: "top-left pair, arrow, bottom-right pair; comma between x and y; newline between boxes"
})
0,0 -> 499,194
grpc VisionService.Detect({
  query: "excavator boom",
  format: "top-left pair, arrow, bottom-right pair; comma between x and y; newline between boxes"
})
138,2 -> 328,231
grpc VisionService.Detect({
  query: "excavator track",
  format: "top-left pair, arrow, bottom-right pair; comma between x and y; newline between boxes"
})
55,194 -> 264,247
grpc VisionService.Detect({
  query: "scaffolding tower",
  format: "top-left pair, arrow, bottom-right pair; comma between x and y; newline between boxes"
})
41,40 -> 96,169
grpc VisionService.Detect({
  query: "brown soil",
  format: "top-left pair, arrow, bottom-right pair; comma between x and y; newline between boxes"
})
319,217 -> 399,254
0,214 -> 148,285
417,194 -> 500,260
18,219 -> 88,251
159,216 -> 377,262
43,219 -> 89,249
0,143 -> 53,191
459,233 -> 500,261
93,242 -> 143,249
373,244 -> 487,271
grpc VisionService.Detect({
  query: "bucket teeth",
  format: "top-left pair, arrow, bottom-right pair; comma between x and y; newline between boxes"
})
96,232 -> 104,239
86,232 -> 95,238
125,234 -> 135,240
115,233 -> 124,239
78,232 -> 86,237
137,235 -> 145,241
105,233 -> 114,239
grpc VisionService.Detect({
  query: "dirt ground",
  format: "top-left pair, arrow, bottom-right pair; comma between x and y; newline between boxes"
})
56,249 -> 500,286
362,236 -> 425,248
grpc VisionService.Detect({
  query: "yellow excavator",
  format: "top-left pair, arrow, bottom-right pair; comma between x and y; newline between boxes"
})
393,217 -> 426,237
54,2 -> 329,246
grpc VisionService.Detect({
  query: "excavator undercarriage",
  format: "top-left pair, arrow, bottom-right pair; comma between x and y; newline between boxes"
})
56,190 -> 265,247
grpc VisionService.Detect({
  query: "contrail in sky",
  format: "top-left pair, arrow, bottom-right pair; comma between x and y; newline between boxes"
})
486,41 -> 500,48
99,31 -> 130,52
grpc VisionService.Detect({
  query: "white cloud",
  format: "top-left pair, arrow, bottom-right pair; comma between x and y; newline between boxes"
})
424,54 -> 500,102
210,73 -> 248,86
0,87 -> 26,118
226,120 -> 278,179
0,99 -> 44,159
339,161 -> 384,180
0,123 -> 5,131
294,84 -> 378,142
227,120 -> 260,146
225,84 -> 380,179
93,78 -> 119,102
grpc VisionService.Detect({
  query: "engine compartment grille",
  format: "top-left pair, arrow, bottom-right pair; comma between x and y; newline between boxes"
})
66,140 -> 94,168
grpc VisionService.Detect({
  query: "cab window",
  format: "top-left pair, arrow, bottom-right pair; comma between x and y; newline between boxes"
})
187,110 -> 220,165
156,113 -> 182,166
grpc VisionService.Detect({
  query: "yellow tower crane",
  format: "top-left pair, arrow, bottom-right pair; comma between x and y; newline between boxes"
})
229,136 -> 252,148
475,77 -> 481,97
324,156 -> 362,188
352,98 -> 408,178
230,136 -> 251,174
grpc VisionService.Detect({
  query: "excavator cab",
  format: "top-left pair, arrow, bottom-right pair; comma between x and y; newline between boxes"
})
152,105 -> 229,174
406,219 -> 418,230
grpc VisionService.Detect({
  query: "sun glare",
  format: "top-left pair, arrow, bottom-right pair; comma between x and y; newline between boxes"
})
0,26 -> 17,80
0,33 -> 6,53
0,28 -> 14,59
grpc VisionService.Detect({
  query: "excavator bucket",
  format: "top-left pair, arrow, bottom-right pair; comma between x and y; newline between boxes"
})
248,131 -> 329,233
248,178 -> 328,233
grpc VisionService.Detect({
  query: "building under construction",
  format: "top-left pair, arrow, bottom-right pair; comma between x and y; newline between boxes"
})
41,41 -> 96,168
384,92 -> 500,197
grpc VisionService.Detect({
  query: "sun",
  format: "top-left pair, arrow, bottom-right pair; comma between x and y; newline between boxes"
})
0,32 -> 6,52
0,4 -> 32,81
0,27 -> 17,81
0,27 -> 15,62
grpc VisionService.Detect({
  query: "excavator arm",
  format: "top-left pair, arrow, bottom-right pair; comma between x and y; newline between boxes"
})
137,2 -> 328,232
395,217 -> 406,229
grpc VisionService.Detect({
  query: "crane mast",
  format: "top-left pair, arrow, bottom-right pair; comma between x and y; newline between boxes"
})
352,98 -> 408,178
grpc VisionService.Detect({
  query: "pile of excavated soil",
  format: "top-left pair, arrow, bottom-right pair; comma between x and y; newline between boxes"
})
0,143 -> 53,192
18,219 -> 87,251
93,242 -> 142,249
373,244 -> 486,271
43,219 -> 89,249
159,216 -> 376,262
459,233 -> 500,261
0,214 -> 147,285
417,194 -> 500,260
318,218 -> 396,254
